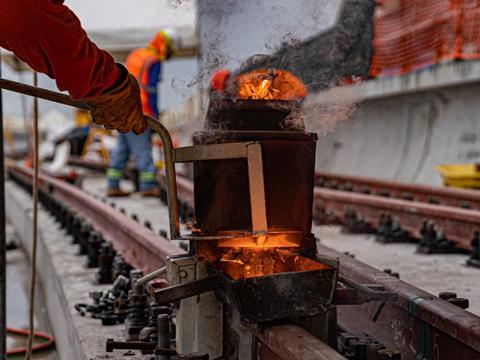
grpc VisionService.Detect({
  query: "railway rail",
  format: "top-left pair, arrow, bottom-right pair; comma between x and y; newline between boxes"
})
314,173 -> 480,257
9,163 -> 480,359
68,159 -> 480,254
316,171 -> 480,209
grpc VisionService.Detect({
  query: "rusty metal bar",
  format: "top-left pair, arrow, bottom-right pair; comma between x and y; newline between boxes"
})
0,51 -> 6,359
314,187 -> 480,250
172,142 -> 268,235
252,325 -> 346,360
316,171 -> 480,209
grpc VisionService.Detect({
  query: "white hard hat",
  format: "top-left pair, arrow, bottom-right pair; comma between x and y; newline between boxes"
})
160,27 -> 181,54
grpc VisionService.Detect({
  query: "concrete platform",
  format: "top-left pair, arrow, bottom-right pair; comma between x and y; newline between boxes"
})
6,225 -> 56,359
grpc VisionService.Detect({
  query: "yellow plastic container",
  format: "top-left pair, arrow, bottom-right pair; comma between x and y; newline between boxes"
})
435,163 -> 480,189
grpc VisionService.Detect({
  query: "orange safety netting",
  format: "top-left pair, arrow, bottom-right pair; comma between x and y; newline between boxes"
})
371,0 -> 480,77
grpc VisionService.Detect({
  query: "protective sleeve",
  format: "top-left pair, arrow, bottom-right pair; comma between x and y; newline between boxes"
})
0,0 -> 119,99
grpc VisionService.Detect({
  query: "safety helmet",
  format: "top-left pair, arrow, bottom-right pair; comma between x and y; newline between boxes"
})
148,28 -> 180,60
159,27 -> 180,55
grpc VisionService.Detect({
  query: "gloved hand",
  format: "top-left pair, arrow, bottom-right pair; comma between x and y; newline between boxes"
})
85,64 -> 147,134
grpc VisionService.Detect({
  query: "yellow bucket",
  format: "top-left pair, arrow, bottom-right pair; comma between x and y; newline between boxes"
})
435,163 -> 480,189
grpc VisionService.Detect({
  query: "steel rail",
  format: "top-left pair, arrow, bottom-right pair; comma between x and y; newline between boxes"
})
250,325 -> 346,360
7,163 -> 183,274
316,171 -> 480,209
157,173 -> 480,359
6,163 -> 339,360
314,187 -> 480,251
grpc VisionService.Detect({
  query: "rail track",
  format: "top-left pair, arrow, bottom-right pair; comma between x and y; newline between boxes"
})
9,162 -> 480,358
67,159 -> 480,255
314,172 -> 480,258
315,171 -> 480,209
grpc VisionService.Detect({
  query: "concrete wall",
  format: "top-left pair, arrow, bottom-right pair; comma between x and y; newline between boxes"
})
197,0 -> 340,83
315,60 -> 480,186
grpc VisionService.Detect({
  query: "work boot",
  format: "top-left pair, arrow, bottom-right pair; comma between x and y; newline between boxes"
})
139,188 -> 160,198
106,188 -> 130,197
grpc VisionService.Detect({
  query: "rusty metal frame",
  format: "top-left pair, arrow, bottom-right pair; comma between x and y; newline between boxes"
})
174,142 -> 268,235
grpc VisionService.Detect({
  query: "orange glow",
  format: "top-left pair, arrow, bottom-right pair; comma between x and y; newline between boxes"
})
218,248 -> 330,281
216,230 -> 303,248
238,78 -> 280,100
236,68 -> 307,100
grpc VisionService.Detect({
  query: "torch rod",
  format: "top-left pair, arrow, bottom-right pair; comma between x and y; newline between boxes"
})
0,77 -> 180,240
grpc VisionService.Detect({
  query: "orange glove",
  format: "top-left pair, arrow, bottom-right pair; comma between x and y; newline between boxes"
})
85,64 -> 147,134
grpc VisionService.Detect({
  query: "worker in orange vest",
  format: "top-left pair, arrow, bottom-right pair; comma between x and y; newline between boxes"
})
107,29 -> 179,197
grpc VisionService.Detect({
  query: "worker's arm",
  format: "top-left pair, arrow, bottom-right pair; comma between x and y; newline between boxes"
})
0,0 -> 146,134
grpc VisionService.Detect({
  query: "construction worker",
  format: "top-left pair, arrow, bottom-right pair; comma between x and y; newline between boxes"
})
106,30 -> 179,197
0,0 -> 146,135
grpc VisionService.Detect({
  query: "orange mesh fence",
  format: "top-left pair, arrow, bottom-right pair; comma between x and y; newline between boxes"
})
371,0 -> 480,77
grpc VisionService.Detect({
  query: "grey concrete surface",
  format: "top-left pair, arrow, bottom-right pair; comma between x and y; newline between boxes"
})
5,180 -> 144,360
315,225 -> 480,316
6,223 -> 57,359
315,79 -> 480,186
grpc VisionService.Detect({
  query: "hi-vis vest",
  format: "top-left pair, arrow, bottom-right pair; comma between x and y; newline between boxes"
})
126,48 -> 160,117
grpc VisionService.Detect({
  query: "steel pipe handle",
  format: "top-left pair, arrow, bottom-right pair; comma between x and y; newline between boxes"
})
0,77 -> 181,239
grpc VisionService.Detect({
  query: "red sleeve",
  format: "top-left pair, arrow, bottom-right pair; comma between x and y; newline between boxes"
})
0,0 -> 119,99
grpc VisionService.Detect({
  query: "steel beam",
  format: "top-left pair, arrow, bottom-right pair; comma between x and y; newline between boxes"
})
160,173 -> 480,359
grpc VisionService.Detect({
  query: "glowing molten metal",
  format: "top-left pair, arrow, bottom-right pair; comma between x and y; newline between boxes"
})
236,68 -> 308,100
218,248 -> 329,281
